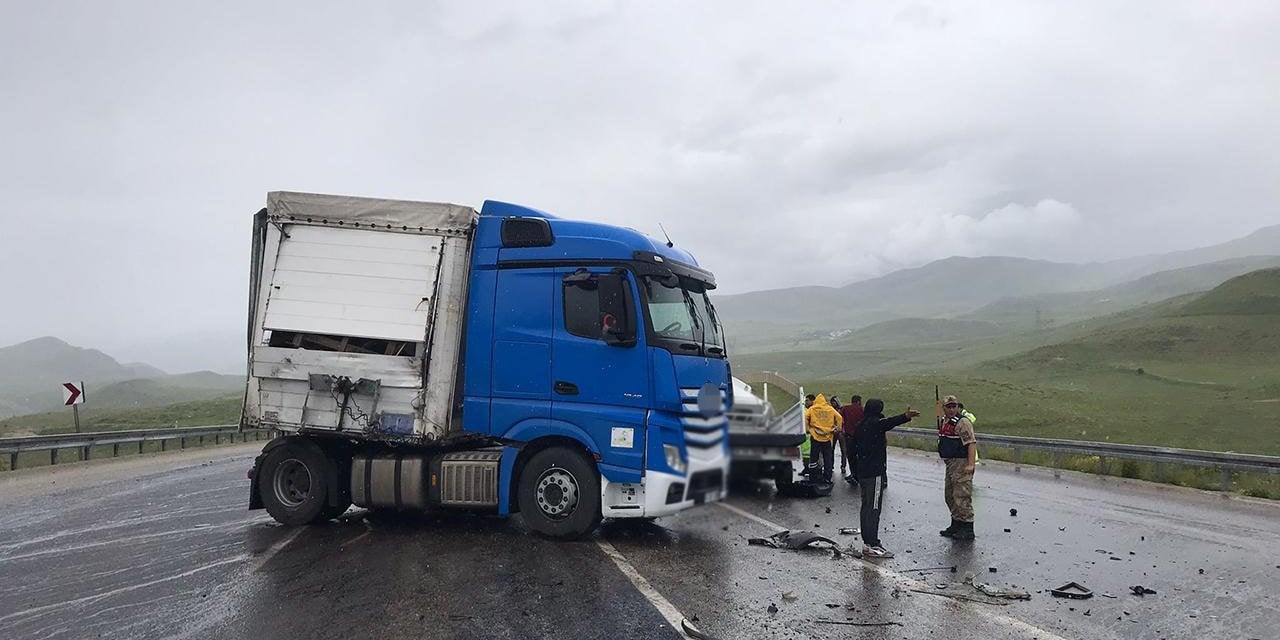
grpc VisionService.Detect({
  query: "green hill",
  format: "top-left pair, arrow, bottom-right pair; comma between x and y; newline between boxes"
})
807,269 -> 1280,455
0,394 -> 242,437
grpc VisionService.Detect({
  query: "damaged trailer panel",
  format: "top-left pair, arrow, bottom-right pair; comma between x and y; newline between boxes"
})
242,191 -> 476,441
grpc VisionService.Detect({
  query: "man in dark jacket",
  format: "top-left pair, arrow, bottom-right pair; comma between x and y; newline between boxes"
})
851,398 -> 919,558
838,395 -> 863,482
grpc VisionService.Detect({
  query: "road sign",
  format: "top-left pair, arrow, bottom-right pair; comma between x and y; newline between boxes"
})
63,382 -> 85,406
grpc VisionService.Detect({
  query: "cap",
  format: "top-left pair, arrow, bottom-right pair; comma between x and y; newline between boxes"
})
942,395 -> 959,405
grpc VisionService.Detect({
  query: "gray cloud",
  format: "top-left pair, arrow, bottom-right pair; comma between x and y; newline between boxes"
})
1,0 -> 1278,370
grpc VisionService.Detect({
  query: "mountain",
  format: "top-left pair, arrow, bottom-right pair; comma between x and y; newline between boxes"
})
0,337 -> 241,418
716,224 -> 1280,351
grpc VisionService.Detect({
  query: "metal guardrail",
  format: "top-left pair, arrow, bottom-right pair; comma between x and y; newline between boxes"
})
890,426 -> 1280,490
0,425 -> 276,471
737,370 -> 802,400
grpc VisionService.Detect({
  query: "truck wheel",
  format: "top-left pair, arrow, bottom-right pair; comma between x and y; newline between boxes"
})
517,446 -> 602,540
773,464 -> 795,489
258,441 -> 330,525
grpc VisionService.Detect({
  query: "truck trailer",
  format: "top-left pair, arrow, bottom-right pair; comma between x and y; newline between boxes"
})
242,192 -> 731,539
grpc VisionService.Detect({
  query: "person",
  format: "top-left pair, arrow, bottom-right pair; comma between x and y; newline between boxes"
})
938,395 -> 978,540
803,394 -> 842,483
801,394 -> 817,478
838,395 -> 864,482
829,395 -> 848,479
851,399 -> 920,558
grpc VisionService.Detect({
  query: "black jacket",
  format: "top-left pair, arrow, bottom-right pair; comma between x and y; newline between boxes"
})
851,399 -> 911,479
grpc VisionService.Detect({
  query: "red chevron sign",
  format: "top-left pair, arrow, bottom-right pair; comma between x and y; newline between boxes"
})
63,382 -> 85,406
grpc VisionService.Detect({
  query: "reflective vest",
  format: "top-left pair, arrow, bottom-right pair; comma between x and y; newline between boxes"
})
938,414 -> 969,459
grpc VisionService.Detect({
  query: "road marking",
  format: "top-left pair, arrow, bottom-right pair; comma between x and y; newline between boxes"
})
248,526 -> 303,573
714,502 -> 1072,640
596,540 -> 694,640
340,521 -> 374,550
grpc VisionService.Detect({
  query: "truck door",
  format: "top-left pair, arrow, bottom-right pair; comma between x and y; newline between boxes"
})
551,267 -> 649,475
489,268 -> 555,432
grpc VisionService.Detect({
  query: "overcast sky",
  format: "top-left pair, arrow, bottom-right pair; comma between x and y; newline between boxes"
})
2,1 -> 1278,371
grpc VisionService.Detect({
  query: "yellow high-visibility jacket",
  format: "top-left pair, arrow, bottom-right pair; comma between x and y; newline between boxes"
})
804,394 -> 843,443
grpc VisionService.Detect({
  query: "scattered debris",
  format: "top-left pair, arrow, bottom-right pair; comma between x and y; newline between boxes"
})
964,573 -> 1030,600
1198,569 -> 1205,575
815,621 -> 902,627
1101,593 -> 1117,599
777,480 -> 833,498
824,603 -> 840,609
681,618 -> 722,640
1084,609 -> 1092,616
909,588 -> 1012,606
748,530 -> 843,557
1009,508 -> 1018,517
825,507 -> 832,514
1051,582 -> 1094,600
988,567 -> 998,573
901,565 -> 957,574
782,591 -> 798,602
837,527 -> 860,535
766,604 -> 778,615
1130,586 -> 1157,596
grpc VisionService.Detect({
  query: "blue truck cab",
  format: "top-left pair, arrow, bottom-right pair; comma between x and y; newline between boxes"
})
243,192 -> 730,539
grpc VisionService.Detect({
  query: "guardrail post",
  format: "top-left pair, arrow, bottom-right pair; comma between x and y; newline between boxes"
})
51,449 -> 58,466
1155,463 -> 1166,483
83,446 -> 91,461
1219,468 -> 1231,492
214,434 -> 220,445
1052,451 -> 1063,478
199,435 -> 204,446
1099,455 -> 1109,475
180,437 -> 186,449
112,443 -> 119,457
9,452 -> 17,471
1013,447 -> 1021,472
138,441 -> 144,454
160,439 -> 167,452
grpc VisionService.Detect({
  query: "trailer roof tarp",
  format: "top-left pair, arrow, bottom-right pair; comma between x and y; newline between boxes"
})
268,191 -> 476,235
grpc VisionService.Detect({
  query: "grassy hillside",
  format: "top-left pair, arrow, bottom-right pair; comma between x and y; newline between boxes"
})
801,269 -> 1280,455
88,372 -> 243,408
0,394 -> 242,437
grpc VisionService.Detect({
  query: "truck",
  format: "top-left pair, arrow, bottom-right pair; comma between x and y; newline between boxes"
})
725,377 -> 805,488
241,191 -> 731,539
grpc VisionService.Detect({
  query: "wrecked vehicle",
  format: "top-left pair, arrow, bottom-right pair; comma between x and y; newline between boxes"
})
726,377 -> 805,487
242,191 -> 731,539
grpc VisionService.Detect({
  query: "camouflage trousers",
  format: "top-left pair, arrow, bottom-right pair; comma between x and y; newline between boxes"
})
944,458 -> 974,523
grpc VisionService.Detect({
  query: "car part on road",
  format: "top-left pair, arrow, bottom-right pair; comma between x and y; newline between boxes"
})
910,588 -> 1013,606
964,573 -> 1031,600
837,527 -> 860,535
680,618 -> 722,640
814,620 -> 902,627
747,530 -> 843,556
1130,585 -> 1157,596
776,479 -> 833,498
1051,582 -> 1094,599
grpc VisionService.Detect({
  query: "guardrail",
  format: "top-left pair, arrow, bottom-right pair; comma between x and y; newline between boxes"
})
889,426 -> 1280,491
0,425 -> 276,471
737,370 -> 803,401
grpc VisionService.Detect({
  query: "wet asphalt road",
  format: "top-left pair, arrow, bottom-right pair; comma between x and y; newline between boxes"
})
1,445 -> 1277,640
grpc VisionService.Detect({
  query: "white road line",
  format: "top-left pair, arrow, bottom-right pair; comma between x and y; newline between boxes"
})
714,502 -> 1073,640
248,526 -> 304,573
596,540 -> 693,640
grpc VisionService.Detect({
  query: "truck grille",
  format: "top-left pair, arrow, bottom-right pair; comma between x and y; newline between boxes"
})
679,386 -> 729,451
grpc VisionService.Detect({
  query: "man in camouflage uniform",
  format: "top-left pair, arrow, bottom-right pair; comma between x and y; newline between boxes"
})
937,395 -> 978,540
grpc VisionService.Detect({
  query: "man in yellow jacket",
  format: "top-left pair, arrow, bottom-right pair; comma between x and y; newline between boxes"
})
804,394 -> 843,483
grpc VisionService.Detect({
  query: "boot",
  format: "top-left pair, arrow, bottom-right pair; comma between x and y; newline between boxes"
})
951,521 -> 975,540
939,519 -> 958,537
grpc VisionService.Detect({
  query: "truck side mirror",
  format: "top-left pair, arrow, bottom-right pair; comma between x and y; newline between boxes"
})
597,272 -> 637,347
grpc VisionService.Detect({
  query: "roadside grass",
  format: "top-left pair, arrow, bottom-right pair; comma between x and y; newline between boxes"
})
1,428 -> 268,472
0,395 -> 242,437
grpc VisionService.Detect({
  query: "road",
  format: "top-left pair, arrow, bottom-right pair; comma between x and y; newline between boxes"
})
1,444 -> 1276,640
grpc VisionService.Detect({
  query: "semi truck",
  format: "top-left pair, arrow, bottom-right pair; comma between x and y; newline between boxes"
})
241,192 -> 731,539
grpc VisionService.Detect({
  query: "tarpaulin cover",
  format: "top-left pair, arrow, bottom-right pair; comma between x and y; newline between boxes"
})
267,191 -> 476,235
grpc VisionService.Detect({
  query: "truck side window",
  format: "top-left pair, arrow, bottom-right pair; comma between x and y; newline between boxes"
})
564,280 -> 603,339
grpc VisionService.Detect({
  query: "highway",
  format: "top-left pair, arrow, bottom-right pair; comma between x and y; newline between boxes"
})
1,444 -> 1276,640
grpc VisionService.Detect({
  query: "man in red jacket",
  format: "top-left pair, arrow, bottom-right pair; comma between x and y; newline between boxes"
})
838,395 -> 864,483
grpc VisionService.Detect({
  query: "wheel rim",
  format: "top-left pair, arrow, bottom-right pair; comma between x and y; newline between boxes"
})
272,458 -> 313,508
535,466 -> 580,520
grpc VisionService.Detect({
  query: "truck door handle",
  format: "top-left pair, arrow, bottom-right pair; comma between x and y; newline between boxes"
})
554,381 -> 579,395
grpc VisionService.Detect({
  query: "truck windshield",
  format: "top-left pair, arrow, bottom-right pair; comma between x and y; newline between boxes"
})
642,275 -> 725,357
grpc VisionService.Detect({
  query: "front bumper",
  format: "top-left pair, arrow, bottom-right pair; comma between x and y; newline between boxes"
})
601,446 -> 729,518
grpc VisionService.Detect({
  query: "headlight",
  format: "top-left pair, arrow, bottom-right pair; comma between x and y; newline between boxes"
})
663,444 -> 687,474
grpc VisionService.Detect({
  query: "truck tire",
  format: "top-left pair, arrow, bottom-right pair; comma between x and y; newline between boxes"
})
773,463 -> 794,489
517,446 -> 602,540
258,440 -> 331,525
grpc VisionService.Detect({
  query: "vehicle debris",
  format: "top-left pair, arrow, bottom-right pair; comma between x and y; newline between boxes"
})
909,588 -> 1012,606
815,620 -> 903,627
767,604 -> 778,615
1051,582 -> 1094,599
1010,508 -> 1018,517
782,591 -> 798,602
965,573 -> 1030,600
748,530 -> 844,557
901,565 -> 956,574
1130,585 -> 1157,596
837,527 -> 860,535
681,618 -> 722,640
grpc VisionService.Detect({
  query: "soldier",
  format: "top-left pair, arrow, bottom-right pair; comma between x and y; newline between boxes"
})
938,395 -> 978,540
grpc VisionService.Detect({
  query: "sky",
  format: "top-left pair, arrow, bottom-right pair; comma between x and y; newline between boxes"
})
2,1 -> 1278,372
